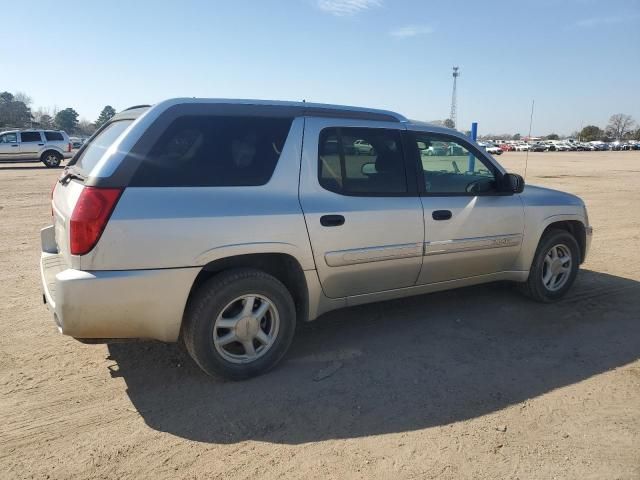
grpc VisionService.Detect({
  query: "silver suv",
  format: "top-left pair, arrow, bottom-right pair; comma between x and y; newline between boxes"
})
0,129 -> 72,167
40,99 -> 592,379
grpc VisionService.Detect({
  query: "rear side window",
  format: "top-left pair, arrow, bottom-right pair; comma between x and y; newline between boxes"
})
130,115 -> 293,187
20,132 -> 42,142
73,120 -> 133,175
318,127 -> 407,195
44,131 -> 64,141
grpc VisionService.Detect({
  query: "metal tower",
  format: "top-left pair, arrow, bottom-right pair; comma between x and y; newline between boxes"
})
449,66 -> 460,128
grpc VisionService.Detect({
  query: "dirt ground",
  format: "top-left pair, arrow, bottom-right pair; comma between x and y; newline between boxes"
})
1,151 -> 639,480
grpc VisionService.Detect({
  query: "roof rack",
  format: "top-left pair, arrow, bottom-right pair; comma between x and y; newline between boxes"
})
122,104 -> 151,111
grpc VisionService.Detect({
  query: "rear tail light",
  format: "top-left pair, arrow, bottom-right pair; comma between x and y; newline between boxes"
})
50,182 -> 57,216
70,187 -> 123,255
67,143 -> 72,152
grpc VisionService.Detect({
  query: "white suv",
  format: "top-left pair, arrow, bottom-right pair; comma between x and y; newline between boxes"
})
0,129 -> 72,167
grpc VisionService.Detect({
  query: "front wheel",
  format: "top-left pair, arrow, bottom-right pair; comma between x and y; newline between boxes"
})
520,229 -> 580,302
182,268 -> 296,380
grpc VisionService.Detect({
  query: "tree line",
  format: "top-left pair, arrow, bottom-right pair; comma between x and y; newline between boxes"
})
441,113 -> 639,142
575,114 -> 638,142
0,90 -> 116,137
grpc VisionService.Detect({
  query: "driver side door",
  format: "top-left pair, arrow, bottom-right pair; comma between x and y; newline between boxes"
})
408,130 -> 525,284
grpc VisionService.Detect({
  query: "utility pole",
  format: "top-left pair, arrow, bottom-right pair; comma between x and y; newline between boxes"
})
449,66 -> 460,128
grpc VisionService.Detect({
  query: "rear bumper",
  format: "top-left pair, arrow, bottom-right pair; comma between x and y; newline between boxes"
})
40,227 -> 199,342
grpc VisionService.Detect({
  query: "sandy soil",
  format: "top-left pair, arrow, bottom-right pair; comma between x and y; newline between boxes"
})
1,151 -> 639,480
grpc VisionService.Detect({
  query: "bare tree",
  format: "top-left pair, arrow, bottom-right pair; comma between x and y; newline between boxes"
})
32,106 -> 50,123
14,92 -> 33,107
606,114 -> 636,141
77,119 -> 97,137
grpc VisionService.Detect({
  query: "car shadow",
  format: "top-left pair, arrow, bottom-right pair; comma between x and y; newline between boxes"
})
107,269 -> 640,444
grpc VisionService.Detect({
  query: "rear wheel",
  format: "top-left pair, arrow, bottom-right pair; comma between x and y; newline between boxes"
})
41,151 -> 62,168
183,268 -> 296,380
520,229 -> 580,302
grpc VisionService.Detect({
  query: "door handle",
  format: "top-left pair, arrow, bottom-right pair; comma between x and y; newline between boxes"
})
11,144 -> 18,147
320,215 -> 345,227
432,210 -> 452,221
38,143 -> 44,146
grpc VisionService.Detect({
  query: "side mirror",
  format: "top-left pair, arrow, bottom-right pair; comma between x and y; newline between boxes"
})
361,162 -> 376,175
503,173 -> 525,193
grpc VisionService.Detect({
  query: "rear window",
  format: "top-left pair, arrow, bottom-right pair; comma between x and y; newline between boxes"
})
129,115 -> 293,187
73,120 -> 133,175
20,132 -> 42,142
44,131 -> 64,141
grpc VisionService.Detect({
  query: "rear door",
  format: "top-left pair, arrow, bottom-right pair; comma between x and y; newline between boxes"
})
299,118 -> 424,298
0,132 -> 20,159
407,130 -> 525,284
18,131 -> 44,160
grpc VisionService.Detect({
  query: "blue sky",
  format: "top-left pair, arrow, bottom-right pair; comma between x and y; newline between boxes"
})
1,0 -> 639,135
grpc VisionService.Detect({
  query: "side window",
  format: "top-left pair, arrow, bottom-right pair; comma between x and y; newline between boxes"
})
130,115 -> 292,187
44,131 -> 64,141
318,127 -> 407,195
412,133 -> 497,195
0,133 -> 18,143
20,132 -> 43,143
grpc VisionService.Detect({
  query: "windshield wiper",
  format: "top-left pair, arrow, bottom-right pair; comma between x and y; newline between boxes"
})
58,168 -> 86,185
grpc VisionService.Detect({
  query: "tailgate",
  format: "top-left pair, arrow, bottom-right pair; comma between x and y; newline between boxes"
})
52,179 -> 85,268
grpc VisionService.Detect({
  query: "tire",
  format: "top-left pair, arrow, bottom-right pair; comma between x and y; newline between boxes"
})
520,229 -> 580,302
182,268 -> 296,380
41,151 -> 62,168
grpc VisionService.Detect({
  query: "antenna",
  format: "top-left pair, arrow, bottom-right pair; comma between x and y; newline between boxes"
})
524,99 -> 535,180
450,66 -> 460,128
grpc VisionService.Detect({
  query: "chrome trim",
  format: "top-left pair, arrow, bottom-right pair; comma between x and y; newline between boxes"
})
325,242 -> 423,267
424,234 -> 522,256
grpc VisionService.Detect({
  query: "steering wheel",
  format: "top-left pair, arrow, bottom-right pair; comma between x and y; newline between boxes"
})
465,179 -> 489,194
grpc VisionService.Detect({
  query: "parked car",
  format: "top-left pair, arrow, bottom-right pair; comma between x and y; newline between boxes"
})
353,139 -> 374,155
578,143 -> 596,151
479,142 -> 503,155
530,143 -> 547,152
69,137 -> 86,150
40,99 -> 592,379
0,129 -> 72,167
514,143 -> 530,151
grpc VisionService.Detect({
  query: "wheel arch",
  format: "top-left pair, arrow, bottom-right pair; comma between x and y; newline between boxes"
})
186,253 -> 310,330
539,220 -> 586,263
518,214 -> 588,273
